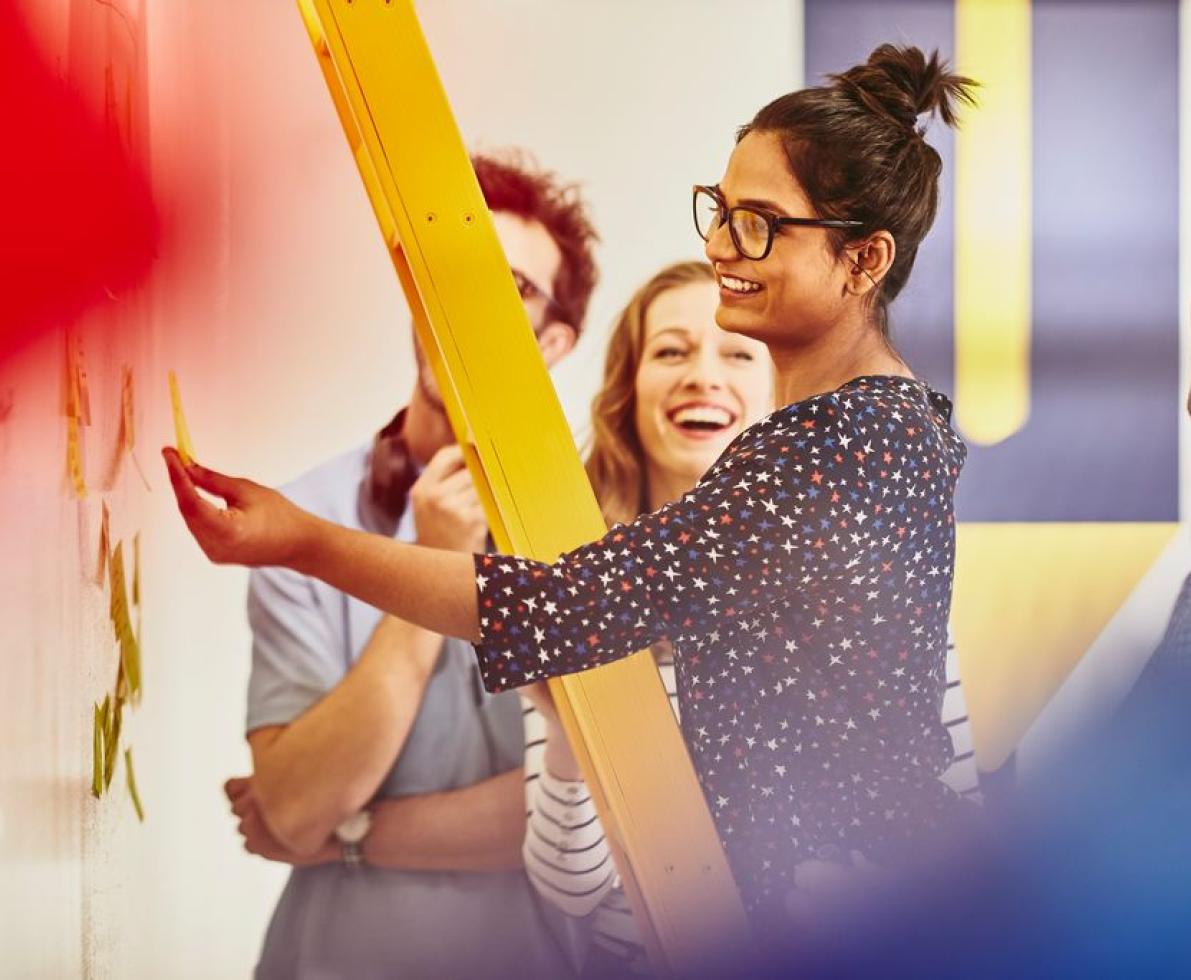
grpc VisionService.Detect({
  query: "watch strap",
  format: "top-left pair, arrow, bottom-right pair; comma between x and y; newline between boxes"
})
341,837 -> 364,870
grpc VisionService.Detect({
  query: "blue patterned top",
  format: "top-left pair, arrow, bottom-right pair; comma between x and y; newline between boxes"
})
472,376 -> 970,917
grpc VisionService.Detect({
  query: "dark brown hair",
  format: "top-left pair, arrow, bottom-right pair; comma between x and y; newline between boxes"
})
472,151 -> 600,334
738,44 -> 977,334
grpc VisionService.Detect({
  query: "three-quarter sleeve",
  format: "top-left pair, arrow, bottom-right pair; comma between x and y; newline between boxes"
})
472,393 -> 850,693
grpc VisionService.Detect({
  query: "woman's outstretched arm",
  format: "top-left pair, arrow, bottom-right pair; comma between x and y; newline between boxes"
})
163,449 -> 480,642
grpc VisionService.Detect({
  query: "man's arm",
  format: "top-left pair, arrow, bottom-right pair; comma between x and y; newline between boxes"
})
228,767 -> 526,871
247,614 -> 443,856
245,445 -> 492,856
363,767 -> 526,870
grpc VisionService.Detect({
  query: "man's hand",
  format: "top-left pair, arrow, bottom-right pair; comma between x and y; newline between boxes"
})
163,449 -> 318,568
225,776 -> 334,867
409,445 -> 487,553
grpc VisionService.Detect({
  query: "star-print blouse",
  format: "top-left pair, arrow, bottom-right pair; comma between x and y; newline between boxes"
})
472,376 -> 968,917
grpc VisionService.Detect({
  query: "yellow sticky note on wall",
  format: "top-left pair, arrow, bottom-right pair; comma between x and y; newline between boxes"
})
120,365 -> 135,451
109,542 -> 142,700
168,371 -> 195,466
104,695 -> 123,790
125,747 -> 145,822
91,702 -> 105,799
132,532 -> 141,607
97,502 -> 111,585
67,416 -> 86,498
76,339 -> 91,426
122,368 -> 151,490
65,334 -> 92,426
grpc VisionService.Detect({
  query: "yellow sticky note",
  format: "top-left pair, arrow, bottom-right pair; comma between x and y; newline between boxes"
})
91,702 -> 105,799
65,334 -> 91,425
62,337 -> 74,418
132,532 -> 141,607
109,542 -> 142,700
168,371 -> 195,466
124,747 -> 145,822
120,365 -> 135,452
76,339 -> 91,426
125,626 -> 142,702
121,367 -> 151,490
67,416 -> 86,498
109,542 -> 130,634
97,502 -> 111,586
104,695 -> 123,790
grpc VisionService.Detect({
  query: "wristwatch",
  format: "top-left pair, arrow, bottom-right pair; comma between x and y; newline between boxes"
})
334,810 -> 372,870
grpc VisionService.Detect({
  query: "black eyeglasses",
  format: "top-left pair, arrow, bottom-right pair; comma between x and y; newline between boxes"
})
692,184 -> 863,260
511,268 -> 567,330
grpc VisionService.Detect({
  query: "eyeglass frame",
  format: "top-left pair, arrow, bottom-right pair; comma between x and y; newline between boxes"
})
692,184 -> 864,261
511,267 -> 568,333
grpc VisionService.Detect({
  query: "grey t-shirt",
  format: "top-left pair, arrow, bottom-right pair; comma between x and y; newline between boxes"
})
246,445 -> 577,979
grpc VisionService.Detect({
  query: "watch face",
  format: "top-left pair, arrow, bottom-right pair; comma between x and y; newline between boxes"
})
335,810 -> 372,844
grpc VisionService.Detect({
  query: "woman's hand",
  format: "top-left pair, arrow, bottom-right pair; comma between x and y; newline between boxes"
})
165,448 -> 480,641
163,448 -> 318,569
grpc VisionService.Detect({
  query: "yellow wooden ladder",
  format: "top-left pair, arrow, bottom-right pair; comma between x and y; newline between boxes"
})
295,1 -> 750,973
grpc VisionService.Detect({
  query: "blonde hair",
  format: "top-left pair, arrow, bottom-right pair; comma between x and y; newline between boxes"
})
584,261 -> 717,527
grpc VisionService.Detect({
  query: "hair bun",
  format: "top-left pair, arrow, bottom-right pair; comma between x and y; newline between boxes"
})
830,44 -> 977,133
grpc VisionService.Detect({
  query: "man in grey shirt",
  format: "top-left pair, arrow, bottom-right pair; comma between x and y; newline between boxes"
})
225,152 -> 599,978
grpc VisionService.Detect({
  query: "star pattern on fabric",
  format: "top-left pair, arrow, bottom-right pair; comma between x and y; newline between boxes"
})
473,376 -> 968,915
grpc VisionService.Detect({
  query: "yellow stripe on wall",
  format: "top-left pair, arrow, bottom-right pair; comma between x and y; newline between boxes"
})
955,0 -> 1032,446
952,522 -> 1179,769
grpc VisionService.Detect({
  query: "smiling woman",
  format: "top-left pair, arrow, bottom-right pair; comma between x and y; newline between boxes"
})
636,276 -> 773,511
585,261 -> 772,526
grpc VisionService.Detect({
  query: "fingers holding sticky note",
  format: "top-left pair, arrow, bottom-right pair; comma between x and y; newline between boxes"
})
168,370 -> 196,466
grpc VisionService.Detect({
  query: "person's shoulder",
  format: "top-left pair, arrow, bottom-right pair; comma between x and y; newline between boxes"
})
833,375 -> 967,463
827,375 -> 944,430
746,389 -> 848,450
772,388 -> 848,427
739,377 -> 946,463
832,375 -> 945,419
278,443 -> 371,522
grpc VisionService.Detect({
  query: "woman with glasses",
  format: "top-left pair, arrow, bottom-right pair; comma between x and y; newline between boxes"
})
518,261 -> 981,975
164,44 -> 978,933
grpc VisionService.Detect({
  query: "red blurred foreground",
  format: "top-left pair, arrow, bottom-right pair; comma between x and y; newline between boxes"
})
0,0 -> 159,359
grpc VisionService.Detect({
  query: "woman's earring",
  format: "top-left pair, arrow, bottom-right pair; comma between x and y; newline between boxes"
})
851,251 -> 880,293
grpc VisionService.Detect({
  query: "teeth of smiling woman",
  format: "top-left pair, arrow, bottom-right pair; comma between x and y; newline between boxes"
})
721,275 -> 762,294
671,406 -> 733,429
